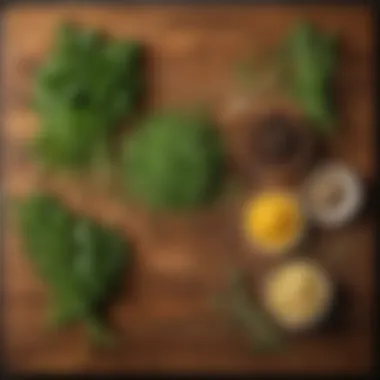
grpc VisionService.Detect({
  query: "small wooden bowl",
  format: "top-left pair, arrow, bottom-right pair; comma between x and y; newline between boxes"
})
217,93 -> 319,188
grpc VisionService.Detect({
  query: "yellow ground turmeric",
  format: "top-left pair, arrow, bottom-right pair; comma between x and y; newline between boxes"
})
243,192 -> 303,254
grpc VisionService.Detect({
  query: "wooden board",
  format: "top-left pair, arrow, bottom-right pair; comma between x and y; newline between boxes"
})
1,3 -> 375,374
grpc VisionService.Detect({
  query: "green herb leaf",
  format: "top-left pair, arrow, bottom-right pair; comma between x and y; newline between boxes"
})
234,21 -> 338,134
17,193 -> 133,345
33,22 -> 144,169
280,21 -> 338,132
215,269 -> 285,353
122,110 -> 225,209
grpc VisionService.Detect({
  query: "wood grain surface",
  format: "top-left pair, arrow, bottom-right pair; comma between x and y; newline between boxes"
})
1,3 -> 375,374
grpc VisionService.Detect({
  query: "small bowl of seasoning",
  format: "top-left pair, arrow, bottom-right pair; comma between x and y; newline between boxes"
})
302,162 -> 364,228
242,190 -> 307,257
262,259 -> 334,332
250,113 -> 316,186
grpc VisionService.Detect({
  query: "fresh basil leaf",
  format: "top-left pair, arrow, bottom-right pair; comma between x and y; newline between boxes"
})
17,193 -> 133,344
34,23 -> 144,169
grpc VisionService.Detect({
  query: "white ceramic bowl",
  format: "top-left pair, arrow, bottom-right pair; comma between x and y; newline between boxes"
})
301,162 -> 364,229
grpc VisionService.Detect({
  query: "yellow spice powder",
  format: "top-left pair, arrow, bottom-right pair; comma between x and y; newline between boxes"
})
263,261 -> 331,328
244,192 -> 303,253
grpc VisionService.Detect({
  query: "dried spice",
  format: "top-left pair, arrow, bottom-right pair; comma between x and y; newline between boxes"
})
243,191 -> 304,255
253,114 -> 304,165
263,260 -> 334,331
302,163 -> 364,228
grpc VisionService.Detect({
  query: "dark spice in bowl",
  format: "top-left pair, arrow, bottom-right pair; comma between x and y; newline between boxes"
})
253,114 -> 306,165
255,115 -> 303,164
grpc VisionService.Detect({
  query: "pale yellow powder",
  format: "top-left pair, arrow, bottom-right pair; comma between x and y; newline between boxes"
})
264,261 -> 331,328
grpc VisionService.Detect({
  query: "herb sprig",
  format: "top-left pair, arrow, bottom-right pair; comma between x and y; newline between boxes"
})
33,22 -> 144,170
17,193 -> 133,345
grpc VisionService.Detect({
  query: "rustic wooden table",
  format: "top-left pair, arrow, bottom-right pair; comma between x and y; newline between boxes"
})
1,3 -> 375,374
